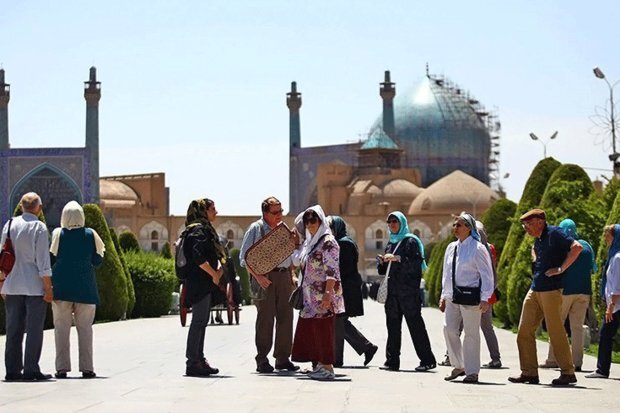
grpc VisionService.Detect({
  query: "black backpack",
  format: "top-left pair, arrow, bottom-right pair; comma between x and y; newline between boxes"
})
174,224 -> 201,280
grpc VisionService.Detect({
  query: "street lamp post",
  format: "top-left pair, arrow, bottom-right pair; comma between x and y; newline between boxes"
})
593,66 -> 620,176
529,131 -> 558,158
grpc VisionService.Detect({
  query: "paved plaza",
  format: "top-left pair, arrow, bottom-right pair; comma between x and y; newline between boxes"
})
0,300 -> 618,413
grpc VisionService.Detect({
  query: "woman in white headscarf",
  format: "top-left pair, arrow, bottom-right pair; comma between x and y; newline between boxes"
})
291,205 -> 345,380
49,201 -> 105,379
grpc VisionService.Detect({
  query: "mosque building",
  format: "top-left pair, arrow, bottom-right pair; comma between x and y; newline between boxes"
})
0,67 -> 501,278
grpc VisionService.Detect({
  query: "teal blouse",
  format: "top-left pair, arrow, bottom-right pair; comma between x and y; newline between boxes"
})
51,228 -> 103,305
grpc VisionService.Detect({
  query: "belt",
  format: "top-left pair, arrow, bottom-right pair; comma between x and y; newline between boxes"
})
273,267 -> 289,272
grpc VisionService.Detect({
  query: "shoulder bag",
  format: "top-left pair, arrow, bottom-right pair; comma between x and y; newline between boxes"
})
0,219 -> 16,276
377,239 -> 404,304
451,245 -> 481,306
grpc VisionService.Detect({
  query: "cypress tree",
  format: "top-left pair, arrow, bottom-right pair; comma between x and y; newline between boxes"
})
110,228 -> 136,318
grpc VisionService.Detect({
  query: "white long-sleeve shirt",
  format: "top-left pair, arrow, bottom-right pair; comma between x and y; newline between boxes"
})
605,253 -> 620,313
441,236 -> 494,302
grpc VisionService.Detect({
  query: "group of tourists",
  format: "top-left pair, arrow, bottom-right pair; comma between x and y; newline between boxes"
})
1,193 -> 619,385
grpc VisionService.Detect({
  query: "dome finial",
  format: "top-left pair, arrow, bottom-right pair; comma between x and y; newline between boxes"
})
426,62 -> 429,77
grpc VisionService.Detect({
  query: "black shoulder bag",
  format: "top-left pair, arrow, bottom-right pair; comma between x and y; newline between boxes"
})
451,245 -> 481,306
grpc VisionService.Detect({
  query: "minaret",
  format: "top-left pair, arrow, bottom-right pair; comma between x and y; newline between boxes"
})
84,66 -> 101,204
287,81 -> 302,213
380,70 -> 396,139
287,81 -> 302,148
0,69 -> 10,151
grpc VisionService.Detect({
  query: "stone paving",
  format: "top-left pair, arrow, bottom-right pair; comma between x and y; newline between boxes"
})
0,301 -> 618,412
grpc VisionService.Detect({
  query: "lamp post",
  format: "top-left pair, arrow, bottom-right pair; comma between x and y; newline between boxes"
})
593,66 -> 620,176
529,131 -> 558,158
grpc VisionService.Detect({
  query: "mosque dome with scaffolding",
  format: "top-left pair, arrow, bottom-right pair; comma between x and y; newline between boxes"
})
371,72 -> 500,189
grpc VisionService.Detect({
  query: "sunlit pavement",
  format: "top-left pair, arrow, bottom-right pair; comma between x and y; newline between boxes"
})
0,300 -> 618,412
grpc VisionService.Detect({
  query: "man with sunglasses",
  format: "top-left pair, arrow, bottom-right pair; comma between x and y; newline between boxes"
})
508,208 -> 583,386
240,196 -> 299,374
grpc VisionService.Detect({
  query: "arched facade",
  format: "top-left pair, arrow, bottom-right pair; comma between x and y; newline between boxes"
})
139,220 -> 168,252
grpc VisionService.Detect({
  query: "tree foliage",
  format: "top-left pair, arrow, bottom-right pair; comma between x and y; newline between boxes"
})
230,248 -> 251,305
119,231 -> 141,252
481,198 -> 517,259
110,228 -> 136,318
424,234 -> 454,307
125,251 -> 176,318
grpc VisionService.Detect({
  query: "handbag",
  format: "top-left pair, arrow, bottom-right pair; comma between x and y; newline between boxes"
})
451,245 -> 481,306
376,240 -> 404,304
288,285 -> 304,310
0,219 -> 16,276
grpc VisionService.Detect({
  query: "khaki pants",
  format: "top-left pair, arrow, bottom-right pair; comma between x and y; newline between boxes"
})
254,270 -> 294,366
52,300 -> 96,373
516,289 -> 574,376
546,294 -> 590,368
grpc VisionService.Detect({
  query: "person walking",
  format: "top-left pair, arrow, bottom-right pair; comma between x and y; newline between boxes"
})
541,218 -> 595,372
328,215 -> 378,367
586,224 -> 620,379
377,211 -> 436,372
508,209 -> 582,386
182,198 -> 226,377
50,201 -> 105,379
239,196 -> 299,373
440,213 -> 494,384
0,192 -> 53,381
291,206 -> 345,380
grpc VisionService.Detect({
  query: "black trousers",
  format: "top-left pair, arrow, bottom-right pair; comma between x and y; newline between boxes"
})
384,291 -> 436,367
334,314 -> 373,365
185,293 -> 212,366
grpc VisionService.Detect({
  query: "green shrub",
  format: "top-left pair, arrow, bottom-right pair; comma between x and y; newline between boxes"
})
603,177 -> 620,209
119,231 -> 141,252
160,242 -> 172,259
13,204 -> 46,224
83,204 -> 129,321
230,248 -> 251,305
110,228 -> 136,318
481,198 -> 517,259
495,157 -> 561,326
424,234 -> 454,307
424,241 -> 437,263
125,251 -> 176,318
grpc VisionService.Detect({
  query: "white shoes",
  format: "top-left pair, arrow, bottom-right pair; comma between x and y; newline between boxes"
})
585,371 -> 608,379
308,366 -> 335,380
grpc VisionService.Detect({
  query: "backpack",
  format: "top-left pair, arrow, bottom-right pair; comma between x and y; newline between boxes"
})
174,224 -> 201,280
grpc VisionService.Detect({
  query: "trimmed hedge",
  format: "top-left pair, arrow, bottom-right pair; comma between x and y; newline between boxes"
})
230,248 -> 251,305
125,251 -> 176,318
424,234 -> 454,307
495,157 -> 561,326
481,198 -> 517,259
160,242 -> 172,259
110,228 -> 136,318
119,231 -> 141,252
84,204 -> 129,321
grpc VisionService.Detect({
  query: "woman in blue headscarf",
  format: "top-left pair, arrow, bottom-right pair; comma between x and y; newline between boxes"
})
376,211 -> 436,372
586,224 -> 620,379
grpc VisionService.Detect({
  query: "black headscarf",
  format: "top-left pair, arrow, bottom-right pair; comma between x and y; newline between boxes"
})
185,198 -> 227,265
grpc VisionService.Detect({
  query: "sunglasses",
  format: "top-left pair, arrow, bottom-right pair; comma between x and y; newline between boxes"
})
386,219 -> 399,224
304,216 -> 319,225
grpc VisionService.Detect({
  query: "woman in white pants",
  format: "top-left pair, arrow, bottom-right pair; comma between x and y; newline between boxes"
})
439,213 -> 494,383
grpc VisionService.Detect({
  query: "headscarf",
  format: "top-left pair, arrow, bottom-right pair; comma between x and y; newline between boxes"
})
50,200 -> 105,257
299,205 -> 332,265
458,212 -> 480,242
386,210 -> 427,271
185,198 -> 227,265
559,218 -> 597,272
602,224 -> 620,299
328,215 -> 356,248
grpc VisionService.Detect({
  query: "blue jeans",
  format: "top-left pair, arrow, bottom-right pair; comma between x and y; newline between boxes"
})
185,293 -> 212,367
4,295 -> 48,376
596,309 -> 620,376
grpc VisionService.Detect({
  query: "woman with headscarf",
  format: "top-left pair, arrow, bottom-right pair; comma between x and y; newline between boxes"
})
49,201 -> 105,379
377,211 -> 436,372
586,224 -> 620,379
329,216 -> 378,367
291,205 -> 345,380
182,198 -> 227,377
543,218 -> 596,372
440,212 -> 494,383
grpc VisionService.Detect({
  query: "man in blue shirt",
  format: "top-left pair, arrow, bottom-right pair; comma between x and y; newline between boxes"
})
541,219 -> 595,372
508,209 -> 583,386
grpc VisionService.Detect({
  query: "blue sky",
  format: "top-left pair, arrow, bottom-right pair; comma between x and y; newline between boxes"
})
2,1 -> 619,215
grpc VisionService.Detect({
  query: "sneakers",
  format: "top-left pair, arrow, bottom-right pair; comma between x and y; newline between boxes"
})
275,361 -> 300,372
308,367 -> 335,381
538,361 -> 558,369
444,368 -> 465,381
364,345 -> 378,366
551,374 -> 577,386
415,362 -> 436,372
482,360 -> 502,369
585,371 -> 608,379
463,374 -> 478,383
508,374 -> 540,384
